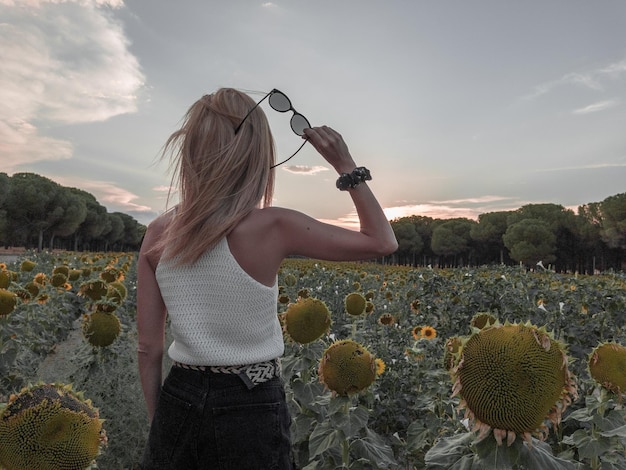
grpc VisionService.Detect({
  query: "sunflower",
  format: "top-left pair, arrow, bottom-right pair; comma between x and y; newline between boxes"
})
452,321 -> 577,445
282,297 -> 331,344
588,342 -> 626,395
0,270 -> 11,289
318,340 -> 377,396
378,313 -> 396,326
345,292 -> 367,316
33,273 -> 48,286
411,326 -> 423,340
20,260 -> 36,272
421,326 -> 437,340
0,289 -> 17,316
283,273 -> 297,287
0,383 -> 106,470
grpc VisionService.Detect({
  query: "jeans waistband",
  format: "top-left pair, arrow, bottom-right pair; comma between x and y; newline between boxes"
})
172,358 -> 281,389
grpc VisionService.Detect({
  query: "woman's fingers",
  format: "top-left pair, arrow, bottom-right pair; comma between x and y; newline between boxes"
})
303,126 -> 355,172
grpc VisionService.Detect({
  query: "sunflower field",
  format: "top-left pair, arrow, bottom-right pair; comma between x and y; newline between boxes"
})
1,252 -> 626,469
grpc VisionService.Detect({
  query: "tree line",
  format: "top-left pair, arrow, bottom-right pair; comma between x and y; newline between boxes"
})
2,172 -> 625,272
0,173 -> 146,252
389,193 -> 626,273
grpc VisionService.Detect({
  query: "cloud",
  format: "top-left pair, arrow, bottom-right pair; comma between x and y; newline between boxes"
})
0,0 -> 124,8
522,72 -> 603,101
382,196 -> 522,222
0,0 -> 144,171
534,162 -> 626,172
599,59 -> 626,78
54,176 -> 152,213
282,165 -> 329,175
572,99 -> 619,115
316,195 -> 524,230
521,58 -> 626,101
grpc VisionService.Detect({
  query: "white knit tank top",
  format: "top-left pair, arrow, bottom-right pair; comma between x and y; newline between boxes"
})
155,237 -> 283,366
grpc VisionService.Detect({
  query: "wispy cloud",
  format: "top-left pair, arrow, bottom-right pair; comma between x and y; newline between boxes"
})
0,0 -> 124,7
282,165 -> 329,175
522,58 -> 625,101
572,99 -> 619,115
0,0 -> 144,172
55,177 -> 152,213
383,196 -> 522,221
599,59 -> 626,78
318,196 -> 522,229
534,162 -> 626,173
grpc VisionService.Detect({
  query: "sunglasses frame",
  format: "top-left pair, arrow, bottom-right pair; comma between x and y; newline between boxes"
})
234,89 -> 311,168
234,89 -> 310,135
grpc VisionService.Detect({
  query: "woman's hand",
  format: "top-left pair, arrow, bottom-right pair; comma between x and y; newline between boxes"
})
303,126 -> 357,174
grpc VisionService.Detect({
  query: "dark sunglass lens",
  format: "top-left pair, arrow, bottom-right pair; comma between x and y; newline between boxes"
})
290,113 -> 310,136
268,92 -> 292,112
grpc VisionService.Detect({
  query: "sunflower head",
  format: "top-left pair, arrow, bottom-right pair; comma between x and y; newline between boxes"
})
345,292 -> 367,316
81,311 -> 121,347
0,270 -> 12,289
20,260 -> 36,272
106,281 -> 127,305
33,273 -> 48,286
318,339 -> 377,396
283,273 -> 297,287
50,273 -> 68,288
452,321 -> 576,445
0,383 -> 105,470
283,297 -> 331,344
78,279 -> 108,301
100,267 -> 123,283
421,326 -> 437,340
378,313 -> 396,326
0,288 -> 17,316
52,265 -> 70,277
588,342 -> 626,395
411,326 -> 423,340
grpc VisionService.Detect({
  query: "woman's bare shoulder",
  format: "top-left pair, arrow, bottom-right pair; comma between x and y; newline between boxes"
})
139,211 -> 174,266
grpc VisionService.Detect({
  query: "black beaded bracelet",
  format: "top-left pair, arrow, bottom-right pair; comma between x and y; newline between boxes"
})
336,166 -> 372,191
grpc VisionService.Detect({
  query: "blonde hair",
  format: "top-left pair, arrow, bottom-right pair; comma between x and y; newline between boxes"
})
157,88 -> 275,264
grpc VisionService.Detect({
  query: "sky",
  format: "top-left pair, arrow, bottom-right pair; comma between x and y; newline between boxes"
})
1,0 -> 625,229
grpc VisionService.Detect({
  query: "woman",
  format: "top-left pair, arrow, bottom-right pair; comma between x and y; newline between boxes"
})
137,88 -> 397,469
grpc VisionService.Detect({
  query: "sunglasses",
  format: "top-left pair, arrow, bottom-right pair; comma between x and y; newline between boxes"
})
235,89 -> 311,168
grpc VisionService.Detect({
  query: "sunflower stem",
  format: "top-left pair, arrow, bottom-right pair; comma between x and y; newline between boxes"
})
341,436 -> 350,467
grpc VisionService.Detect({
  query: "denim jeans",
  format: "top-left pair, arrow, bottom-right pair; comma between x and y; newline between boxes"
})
140,365 -> 295,469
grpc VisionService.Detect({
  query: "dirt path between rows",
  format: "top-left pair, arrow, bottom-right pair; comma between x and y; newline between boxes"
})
37,318 -> 86,383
